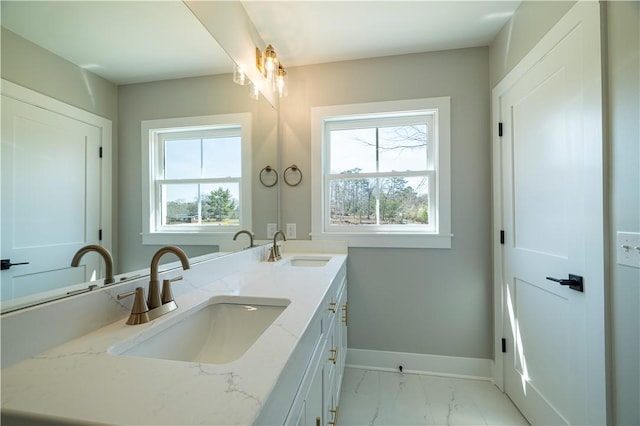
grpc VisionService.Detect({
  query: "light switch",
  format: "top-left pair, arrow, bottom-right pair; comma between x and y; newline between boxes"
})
616,231 -> 640,269
286,223 -> 297,239
267,223 -> 277,239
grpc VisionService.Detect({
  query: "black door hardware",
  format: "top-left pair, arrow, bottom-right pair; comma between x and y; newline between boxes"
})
1,259 -> 30,271
546,274 -> 584,292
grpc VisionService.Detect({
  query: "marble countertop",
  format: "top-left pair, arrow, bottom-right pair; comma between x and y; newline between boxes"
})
1,251 -> 347,425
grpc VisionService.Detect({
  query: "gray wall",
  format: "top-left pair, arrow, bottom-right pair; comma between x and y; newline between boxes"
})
490,1 -> 640,424
117,75 -> 278,272
279,47 -> 493,359
489,1 -> 575,88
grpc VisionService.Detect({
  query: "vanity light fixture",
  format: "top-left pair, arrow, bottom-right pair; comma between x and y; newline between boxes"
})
246,44 -> 288,99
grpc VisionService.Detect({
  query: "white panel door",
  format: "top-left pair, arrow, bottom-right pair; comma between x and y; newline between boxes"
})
495,2 -> 606,425
1,95 -> 102,301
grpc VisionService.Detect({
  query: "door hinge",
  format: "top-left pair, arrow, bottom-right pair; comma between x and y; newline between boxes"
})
501,338 -> 507,353
99,147 -> 103,158
498,122 -> 503,137
99,229 -> 102,241
500,230 -> 505,245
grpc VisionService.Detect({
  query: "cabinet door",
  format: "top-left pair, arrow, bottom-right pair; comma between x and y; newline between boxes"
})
336,282 -> 348,400
295,402 -> 306,426
325,377 -> 338,426
305,360 -> 324,426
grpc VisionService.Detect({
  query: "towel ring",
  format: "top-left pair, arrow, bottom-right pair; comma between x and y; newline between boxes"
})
284,164 -> 303,186
259,166 -> 278,187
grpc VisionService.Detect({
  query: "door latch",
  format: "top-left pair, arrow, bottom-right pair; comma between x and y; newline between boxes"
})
1,259 -> 30,271
546,274 -> 584,292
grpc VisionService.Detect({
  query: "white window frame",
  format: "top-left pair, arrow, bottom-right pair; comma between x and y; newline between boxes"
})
141,113 -> 252,245
311,97 -> 451,248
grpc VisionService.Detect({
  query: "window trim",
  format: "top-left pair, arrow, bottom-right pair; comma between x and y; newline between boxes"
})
311,97 -> 452,248
141,113 -> 252,246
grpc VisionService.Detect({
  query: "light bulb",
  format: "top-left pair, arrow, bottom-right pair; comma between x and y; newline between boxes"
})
233,64 -> 247,85
276,65 -> 288,98
263,44 -> 278,82
249,82 -> 260,100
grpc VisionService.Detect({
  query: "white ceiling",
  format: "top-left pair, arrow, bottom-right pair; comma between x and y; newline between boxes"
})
1,1 -> 233,85
1,1 -> 520,86
242,1 -> 521,67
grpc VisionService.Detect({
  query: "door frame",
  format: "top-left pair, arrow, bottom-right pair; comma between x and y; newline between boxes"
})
490,0 -> 607,419
1,79 -> 113,267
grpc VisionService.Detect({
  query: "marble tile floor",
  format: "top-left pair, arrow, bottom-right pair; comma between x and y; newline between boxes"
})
338,367 -> 529,426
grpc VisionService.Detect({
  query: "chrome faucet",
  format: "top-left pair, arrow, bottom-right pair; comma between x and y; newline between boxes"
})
70,245 -> 115,285
233,230 -> 255,249
148,245 -> 190,309
268,230 -> 287,262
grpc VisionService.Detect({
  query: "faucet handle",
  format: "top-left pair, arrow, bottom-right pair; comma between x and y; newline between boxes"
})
117,287 -> 150,325
161,275 -> 182,304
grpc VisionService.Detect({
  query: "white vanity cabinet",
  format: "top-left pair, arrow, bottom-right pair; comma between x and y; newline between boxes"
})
322,275 -> 347,426
283,267 -> 348,426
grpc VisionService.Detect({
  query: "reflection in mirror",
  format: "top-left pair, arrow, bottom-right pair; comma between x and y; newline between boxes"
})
140,113 -> 253,240
0,1 -> 278,313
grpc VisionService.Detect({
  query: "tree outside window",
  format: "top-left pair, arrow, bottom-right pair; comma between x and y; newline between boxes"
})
327,121 -> 434,230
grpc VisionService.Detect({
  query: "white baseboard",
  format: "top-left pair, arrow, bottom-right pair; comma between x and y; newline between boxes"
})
346,348 -> 493,381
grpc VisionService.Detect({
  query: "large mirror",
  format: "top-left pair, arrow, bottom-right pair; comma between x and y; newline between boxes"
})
0,1 -> 279,313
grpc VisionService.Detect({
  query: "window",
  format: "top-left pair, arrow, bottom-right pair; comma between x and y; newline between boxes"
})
311,98 -> 451,248
141,114 -> 251,245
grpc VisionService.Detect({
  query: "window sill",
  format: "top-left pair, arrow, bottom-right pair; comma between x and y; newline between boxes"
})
309,232 -> 453,249
142,232 -> 235,246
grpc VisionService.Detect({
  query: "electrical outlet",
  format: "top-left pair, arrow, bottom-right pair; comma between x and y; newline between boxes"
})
267,223 -> 277,239
286,223 -> 297,239
617,231 -> 640,269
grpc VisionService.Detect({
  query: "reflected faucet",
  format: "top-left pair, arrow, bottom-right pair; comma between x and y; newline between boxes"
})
70,245 -> 115,285
148,246 -> 190,309
268,230 -> 287,262
233,230 -> 255,249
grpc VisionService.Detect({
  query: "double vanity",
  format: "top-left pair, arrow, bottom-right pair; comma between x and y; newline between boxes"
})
1,242 -> 348,425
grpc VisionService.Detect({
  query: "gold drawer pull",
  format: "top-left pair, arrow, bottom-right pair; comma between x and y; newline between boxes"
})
329,347 -> 338,364
316,417 -> 321,426
328,301 -> 337,313
328,406 -> 339,425
329,348 -> 338,362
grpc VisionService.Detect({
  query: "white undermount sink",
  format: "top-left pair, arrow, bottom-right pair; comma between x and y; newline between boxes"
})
109,296 -> 289,364
283,256 -> 332,267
